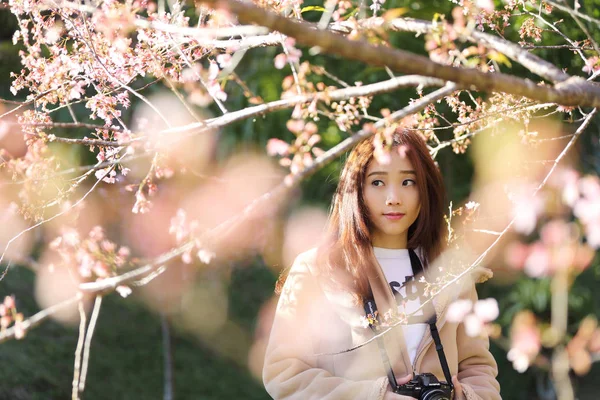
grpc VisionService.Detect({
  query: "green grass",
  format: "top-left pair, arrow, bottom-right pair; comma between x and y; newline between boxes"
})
0,264 -> 276,400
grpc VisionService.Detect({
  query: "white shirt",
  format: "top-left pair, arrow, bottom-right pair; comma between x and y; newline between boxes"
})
373,247 -> 427,365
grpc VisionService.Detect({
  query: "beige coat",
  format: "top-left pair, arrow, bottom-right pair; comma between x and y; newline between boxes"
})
263,248 -> 501,400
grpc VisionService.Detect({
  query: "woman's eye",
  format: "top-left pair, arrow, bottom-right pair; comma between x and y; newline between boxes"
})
403,179 -> 416,186
371,180 -> 384,187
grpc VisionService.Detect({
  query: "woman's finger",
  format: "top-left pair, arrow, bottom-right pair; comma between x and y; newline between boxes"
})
452,375 -> 465,400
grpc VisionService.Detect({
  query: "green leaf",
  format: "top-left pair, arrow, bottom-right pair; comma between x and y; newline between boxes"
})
488,51 -> 513,68
382,8 -> 409,22
301,6 -> 326,13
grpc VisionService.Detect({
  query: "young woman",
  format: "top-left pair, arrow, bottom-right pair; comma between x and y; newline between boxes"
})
263,130 -> 501,400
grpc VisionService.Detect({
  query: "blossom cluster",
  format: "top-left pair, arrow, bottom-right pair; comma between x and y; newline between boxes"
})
267,119 -> 324,175
446,298 -> 500,337
506,310 -> 541,373
6,0 -> 241,218
49,226 -> 133,297
506,170 -> 600,277
0,295 -> 25,339
169,209 -> 215,265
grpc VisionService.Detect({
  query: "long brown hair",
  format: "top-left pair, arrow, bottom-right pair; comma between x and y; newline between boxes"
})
314,129 -> 447,302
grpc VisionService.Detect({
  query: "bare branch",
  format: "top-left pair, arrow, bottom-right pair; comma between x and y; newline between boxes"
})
78,295 -> 102,394
72,301 -> 86,400
0,295 -> 80,344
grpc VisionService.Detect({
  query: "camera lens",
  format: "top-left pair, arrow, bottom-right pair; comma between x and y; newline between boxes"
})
421,389 -> 451,400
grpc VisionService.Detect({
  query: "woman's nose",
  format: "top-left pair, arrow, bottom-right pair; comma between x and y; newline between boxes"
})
385,190 -> 402,206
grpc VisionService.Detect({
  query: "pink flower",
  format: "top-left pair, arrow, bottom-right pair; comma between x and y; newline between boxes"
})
373,147 -> 391,165
14,322 -> 25,339
63,229 -> 80,247
78,253 -> 94,278
182,250 -> 193,264
465,201 -> 480,211
573,244 -> 595,270
3,296 -> 15,310
582,56 -> 600,74
101,240 -> 116,253
286,119 -> 305,134
93,261 -> 110,278
197,249 -> 215,264
118,246 -> 131,258
476,0 -> 495,12
1,316 -> 11,329
508,311 -> 541,373
474,298 -> 499,322
540,220 -> 571,247
554,169 -> 580,206
274,53 -> 287,70
216,54 -> 232,69
505,241 -> 529,269
513,197 -> 543,235
524,243 -> 550,277
116,285 -> 132,298
585,224 -> 600,249
579,175 -> 600,199
464,314 -> 484,337
132,190 -> 151,214
447,299 -> 473,323
266,138 -> 290,157
89,226 -> 104,241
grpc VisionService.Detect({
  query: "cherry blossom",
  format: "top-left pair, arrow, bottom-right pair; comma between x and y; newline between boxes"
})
49,226 -> 132,296
0,295 -> 25,339
507,311 -> 541,373
446,298 -> 499,337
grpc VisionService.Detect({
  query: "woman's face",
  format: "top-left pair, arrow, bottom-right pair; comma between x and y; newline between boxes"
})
362,148 -> 421,249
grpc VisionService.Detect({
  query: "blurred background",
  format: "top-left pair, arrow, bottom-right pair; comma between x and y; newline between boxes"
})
1,0 -> 600,399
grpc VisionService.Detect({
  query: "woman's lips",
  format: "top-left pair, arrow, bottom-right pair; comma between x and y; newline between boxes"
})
383,213 -> 405,220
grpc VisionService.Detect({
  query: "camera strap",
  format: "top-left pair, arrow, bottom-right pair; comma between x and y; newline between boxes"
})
363,249 -> 453,391
363,298 -> 399,390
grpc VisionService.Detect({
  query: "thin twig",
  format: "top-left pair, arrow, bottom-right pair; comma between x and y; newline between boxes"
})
72,301 -> 87,400
78,295 -> 102,393
0,161 -> 118,281
524,9 -> 587,64
545,0 -> 600,27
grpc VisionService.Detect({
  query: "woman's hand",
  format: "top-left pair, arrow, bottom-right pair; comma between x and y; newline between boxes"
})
452,375 -> 466,400
383,374 -> 413,400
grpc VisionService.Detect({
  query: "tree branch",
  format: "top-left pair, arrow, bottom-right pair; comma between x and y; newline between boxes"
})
0,295 -> 80,344
200,0 -> 600,107
351,17 -> 572,84
13,75 -> 443,148
545,0 -> 600,27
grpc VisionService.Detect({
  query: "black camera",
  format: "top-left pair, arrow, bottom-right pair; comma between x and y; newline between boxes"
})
394,372 -> 453,400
